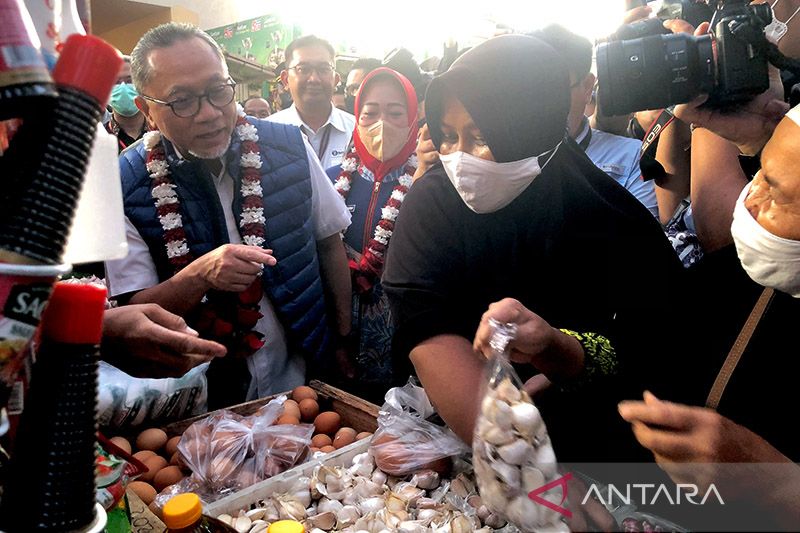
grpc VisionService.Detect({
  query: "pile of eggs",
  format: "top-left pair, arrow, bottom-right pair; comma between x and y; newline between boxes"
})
109,428 -> 189,511
282,386 -> 372,454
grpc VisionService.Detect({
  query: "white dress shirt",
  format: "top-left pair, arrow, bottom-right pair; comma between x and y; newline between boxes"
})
268,104 -> 355,170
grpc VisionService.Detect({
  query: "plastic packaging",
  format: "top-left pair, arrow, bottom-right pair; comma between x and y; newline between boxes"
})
97,360 -> 209,430
369,379 -> 469,477
155,397 -> 313,506
0,262 -> 70,419
163,493 -> 236,532
96,433 -> 148,511
472,319 -> 566,533
0,282 -> 107,531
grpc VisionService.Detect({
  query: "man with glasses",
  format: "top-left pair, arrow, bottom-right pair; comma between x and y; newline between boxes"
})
106,23 -> 353,408
268,35 -> 355,169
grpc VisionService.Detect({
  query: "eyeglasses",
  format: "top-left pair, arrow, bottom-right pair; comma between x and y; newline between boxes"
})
141,80 -> 236,118
287,63 -> 335,78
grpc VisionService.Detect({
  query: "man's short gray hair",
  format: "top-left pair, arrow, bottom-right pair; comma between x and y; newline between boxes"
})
131,23 -> 225,92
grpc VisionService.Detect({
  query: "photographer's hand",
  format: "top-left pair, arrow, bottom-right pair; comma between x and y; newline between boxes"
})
673,23 -> 789,156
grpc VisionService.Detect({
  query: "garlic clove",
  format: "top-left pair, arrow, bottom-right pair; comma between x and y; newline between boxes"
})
233,515 -> 252,533
357,496 -> 385,515
316,497 -> 344,515
494,378 -> 521,403
480,426 -> 515,446
510,401 -> 542,437
410,469 -> 440,490
491,459 -> 521,488
308,510 -> 337,530
249,522 -> 268,533
217,514 -> 233,525
336,505 -> 361,528
521,466 -> 546,493
466,494 -> 482,509
484,513 -> 507,529
245,509 -> 266,521
497,438 -> 534,465
371,469 -> 388,486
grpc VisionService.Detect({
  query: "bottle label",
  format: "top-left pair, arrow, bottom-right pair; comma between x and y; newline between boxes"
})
0,271 -> 55,402
0,0 -> 51,89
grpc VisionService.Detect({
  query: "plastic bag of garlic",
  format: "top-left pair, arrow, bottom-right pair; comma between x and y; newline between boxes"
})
472,319 -> 569,533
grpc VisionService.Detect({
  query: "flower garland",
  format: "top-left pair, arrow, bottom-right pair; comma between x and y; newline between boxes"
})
143,111 -> 267,358
334,148 -> 415,293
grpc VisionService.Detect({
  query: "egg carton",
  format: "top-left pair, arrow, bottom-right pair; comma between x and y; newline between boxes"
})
205,438 -> 371,516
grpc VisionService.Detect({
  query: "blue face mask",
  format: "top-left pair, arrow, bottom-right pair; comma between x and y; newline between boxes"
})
110,83 -> 140,117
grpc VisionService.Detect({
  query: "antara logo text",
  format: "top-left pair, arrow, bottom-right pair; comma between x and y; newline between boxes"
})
528,473 -> 725,518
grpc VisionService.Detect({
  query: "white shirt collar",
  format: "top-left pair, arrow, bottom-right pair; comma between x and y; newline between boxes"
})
287,103 -> 353,134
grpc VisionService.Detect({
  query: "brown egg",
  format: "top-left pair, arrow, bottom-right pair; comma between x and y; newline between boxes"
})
356,432 -> 373,441
275,414 -> 300,425
164,435 -> 181,457
169,451 -> 184,467
128,481 -> 157,505
132,450 -> 156,463
320,445 -> 336,453
136,428 -> 168,452
139,455 -> 168,483
109,436 -> 132,455
298,398 -> 319,422
311,433 -> 332,448
333,427 -> 357,449
291,385 -> 318,403
282,399 -> 301,420
153,465 -> 184,492
313,411 -> 341,435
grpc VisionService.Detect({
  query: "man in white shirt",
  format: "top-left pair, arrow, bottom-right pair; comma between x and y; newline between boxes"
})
107,23 -> 353,408
268,35 -> 355,170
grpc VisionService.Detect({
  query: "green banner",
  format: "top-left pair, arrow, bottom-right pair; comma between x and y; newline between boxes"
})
207,14 -> 299,69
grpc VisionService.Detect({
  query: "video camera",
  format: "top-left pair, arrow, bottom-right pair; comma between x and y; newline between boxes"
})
597,0 -> 773,116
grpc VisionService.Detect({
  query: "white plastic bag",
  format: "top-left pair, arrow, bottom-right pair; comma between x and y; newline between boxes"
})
97,360 -> 208,429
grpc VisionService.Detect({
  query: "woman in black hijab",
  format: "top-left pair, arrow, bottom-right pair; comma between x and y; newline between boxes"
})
383,35 -> 685,463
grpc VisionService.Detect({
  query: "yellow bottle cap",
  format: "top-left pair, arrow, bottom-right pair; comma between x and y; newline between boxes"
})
162,492 -> 203,529
267,520 -> 305,533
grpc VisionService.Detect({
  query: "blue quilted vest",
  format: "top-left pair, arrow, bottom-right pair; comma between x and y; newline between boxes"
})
119,118 -> 330,361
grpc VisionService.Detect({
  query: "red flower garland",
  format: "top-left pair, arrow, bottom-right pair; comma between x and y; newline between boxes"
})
144,114 -> 267,358
333,149 -> 415,293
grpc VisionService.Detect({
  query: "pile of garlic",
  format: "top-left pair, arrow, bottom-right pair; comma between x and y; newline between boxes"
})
472,378 -> 568,533
216,452 -> 513,533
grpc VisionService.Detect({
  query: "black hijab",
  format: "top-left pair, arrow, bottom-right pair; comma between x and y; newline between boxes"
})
425,34 -> 570,163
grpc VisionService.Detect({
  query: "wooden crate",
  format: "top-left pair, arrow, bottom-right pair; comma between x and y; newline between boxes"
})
162,380 -> 380,436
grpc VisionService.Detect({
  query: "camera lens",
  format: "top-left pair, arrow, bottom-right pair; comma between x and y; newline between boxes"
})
597,33 -> 714,116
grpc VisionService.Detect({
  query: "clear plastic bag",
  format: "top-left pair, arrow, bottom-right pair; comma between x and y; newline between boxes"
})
369,379 -> 469,477
97,360 -> 208,429
472,319 -> 568,532
170,396 -> 313,503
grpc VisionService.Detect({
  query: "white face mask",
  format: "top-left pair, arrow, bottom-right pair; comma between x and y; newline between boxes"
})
440,143 -> 561,214
731,182 -> 800,297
